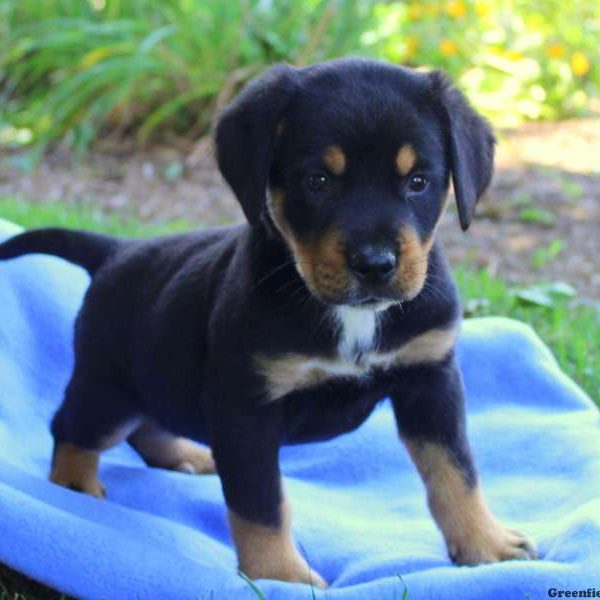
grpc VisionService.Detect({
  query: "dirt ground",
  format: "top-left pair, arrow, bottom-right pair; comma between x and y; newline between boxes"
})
0,118 -> 599,299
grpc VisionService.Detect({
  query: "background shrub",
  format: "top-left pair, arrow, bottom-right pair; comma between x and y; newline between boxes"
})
0,0 -> 371,151
0,0 -> 598,152
369,0 -> 599,126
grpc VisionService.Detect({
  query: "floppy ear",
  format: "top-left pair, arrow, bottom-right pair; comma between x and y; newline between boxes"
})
430,71 -> 496,231
215,64 -> 300,225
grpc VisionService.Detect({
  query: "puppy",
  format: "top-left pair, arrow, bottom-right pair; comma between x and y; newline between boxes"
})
0,58 -> 536,586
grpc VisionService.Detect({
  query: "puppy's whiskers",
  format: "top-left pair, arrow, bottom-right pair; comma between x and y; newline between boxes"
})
253,258 -> 297,291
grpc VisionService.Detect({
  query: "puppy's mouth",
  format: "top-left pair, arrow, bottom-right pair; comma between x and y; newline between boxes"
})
348,294 -> 399,312
304,277 -> 407,308
352,294 -> 395,308
272,219 -> 430,307
353,294 -> 379,306
292,250 -> 430,307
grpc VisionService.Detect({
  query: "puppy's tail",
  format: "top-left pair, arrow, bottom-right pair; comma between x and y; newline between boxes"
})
0,228 -> 119,275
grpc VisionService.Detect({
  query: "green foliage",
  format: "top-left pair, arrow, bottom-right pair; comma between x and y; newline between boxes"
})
1,0 -> 599,152
530,239 -> 564,269
518,207 -> 556,227
514,281 -> 575,308
0,0 -> 371,151
455,267 -> 600,404
367,0 -> 600,127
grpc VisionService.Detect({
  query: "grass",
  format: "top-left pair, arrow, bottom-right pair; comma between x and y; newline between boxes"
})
0,197 -> 190,237
455,269 -> 599,403
0,198 -> 598,598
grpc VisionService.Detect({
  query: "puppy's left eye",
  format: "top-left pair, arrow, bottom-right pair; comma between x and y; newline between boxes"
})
408,174 -> 429,193
306,173 -> 331,192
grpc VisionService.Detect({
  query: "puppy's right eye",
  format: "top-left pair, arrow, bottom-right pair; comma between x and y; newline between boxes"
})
306,173 -> 331,192
408,174 -> 428,193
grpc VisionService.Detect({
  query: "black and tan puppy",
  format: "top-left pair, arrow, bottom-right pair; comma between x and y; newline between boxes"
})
0,58 -> 536,586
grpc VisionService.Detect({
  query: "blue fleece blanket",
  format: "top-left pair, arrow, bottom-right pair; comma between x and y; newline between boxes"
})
0,219 -> 599,600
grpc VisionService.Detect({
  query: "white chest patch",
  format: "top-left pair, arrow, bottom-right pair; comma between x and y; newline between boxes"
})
335,306 -> 379,362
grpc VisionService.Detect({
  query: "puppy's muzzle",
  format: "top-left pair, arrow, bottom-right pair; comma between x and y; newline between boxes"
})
348,244 -> 397,285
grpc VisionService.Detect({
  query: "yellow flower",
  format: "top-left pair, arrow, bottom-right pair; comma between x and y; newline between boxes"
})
571,51 -> 590,76
474,1 -> 490,18
546,43 -> 565,59
440,39 -> 458,57
445,1 -> 467,19
506,50 -> 523,61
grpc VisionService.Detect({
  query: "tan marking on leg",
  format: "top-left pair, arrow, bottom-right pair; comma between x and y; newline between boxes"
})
396,144 -> 417,176
229,499 -> 327,587
403,440 -> 536,564
323,145 -> 346,176
129,420 -> 216,474
50,442 -> 105,498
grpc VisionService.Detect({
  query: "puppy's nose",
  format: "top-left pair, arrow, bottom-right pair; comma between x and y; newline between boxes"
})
349,245 -> 397,283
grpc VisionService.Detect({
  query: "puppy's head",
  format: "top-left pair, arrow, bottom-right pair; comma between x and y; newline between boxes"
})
216,58 -> 494,306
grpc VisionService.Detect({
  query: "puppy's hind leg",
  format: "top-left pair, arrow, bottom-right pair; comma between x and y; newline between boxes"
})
128,420 -> 216,475
50,377 -> 141,498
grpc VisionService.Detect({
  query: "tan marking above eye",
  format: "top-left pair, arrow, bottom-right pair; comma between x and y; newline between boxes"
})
323,145 -> 346,176
396,144 -> 417,176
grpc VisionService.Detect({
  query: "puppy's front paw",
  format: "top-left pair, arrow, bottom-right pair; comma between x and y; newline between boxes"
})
50,442 -> 106,498
51,472 -> 106,499
448,518 -> 536,565
230,504 -> 328,588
